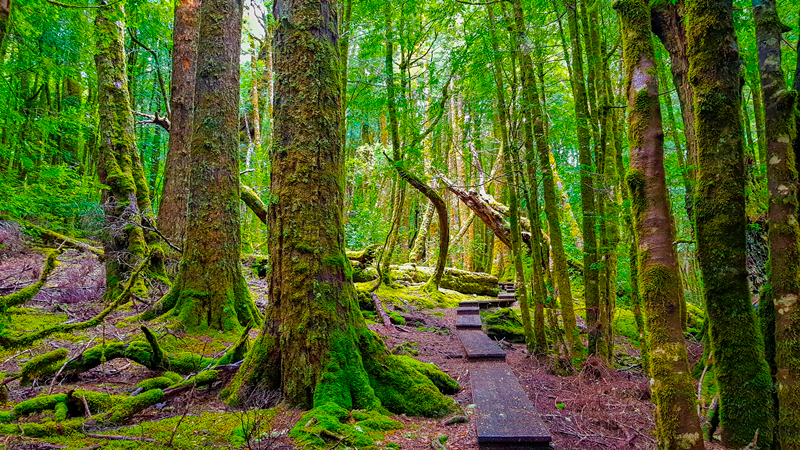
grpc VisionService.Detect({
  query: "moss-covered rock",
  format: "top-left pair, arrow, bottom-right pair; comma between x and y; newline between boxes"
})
359,265 -> 499,296
485,308 -> 525,343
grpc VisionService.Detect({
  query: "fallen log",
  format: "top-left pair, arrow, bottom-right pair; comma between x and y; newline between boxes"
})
240,183 -> 268,225
437,174 -> 530,250
359,265 -> 499,297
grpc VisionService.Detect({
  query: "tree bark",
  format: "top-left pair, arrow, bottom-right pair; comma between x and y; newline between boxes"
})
753,0 -> 800,446
686,0 -> 776,445
651,0 -> 697,223
224,0 -> 457,422
486,4 -> 536,354
0,0 -> 9,52
564,0 -> 598,359
148,0 -> 259,332
615,1 -> 703,447
95,3 -> 152,301
158,0 -> 200,252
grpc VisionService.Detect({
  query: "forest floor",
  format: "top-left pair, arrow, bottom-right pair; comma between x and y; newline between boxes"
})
0,246 -> 720,450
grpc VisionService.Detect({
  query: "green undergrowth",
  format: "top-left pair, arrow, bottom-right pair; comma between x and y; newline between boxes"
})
484,308 -> 526,343
291,404 -> 403,449
355,282 -> 492,310
23,411 -> 249,449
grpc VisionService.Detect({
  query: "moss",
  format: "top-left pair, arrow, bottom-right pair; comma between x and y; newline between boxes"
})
0,250 -> 59,310
53,401 -> 68,422
135,376 -> 175,392
107,389 -> 164,424
393,355 -> 459,395
0,418 -> 84,437
484,308 -> 526,343
19,348 -> 68,386
387,311 -> 405,325
290,404 -> 402,449
163,371 -> 183,384
14,393 -> 68,417
355,282 -> 493,310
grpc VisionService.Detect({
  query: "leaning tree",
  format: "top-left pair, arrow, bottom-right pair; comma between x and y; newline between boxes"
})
223,0 -> 457,431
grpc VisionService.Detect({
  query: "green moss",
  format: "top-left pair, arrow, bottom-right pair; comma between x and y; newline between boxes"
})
290,404 -> 402,449
53,402 -> 68,422
14,393 -> 68,417
0,410 -> 14,423
387,311 -> 405,325
612,308 -> 641,343
162,371 -> 183,384
355,282 -> 493,310
484,308 -> 525,343
394,355 -> 459,395
135,376 -> 174,392
20,348 -> 68,386
107,389 -> 164,423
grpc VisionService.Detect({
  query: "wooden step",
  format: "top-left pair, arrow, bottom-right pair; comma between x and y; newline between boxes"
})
471,362 -> 552,448
457,330 -> 506,360
456,314 -> 482,329
456,306 -> 480,316
459,299 -> 516,308
497,293 -> 516,300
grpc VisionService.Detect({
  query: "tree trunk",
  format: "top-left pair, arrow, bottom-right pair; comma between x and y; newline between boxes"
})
486,4 -> 536,354
615,1 -> 703,447
157,0 -> 199,252
564,0 -> 598,359
651,0 -> 697,223
0,0 -> 9,52
95,3 -> 152,301
148,0 -> 259,332
224,0 -> 457,423
753,0 -> 800,446
686,0 -> 776,445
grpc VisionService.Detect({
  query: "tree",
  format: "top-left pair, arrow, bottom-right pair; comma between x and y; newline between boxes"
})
142,0 -> 259,332
223,0 -> 457,424
157,0 -> 200,253
686,0 -> 776,445
95,2 -> 155,301
615,0 -> 703,447
753,0 -> 800,446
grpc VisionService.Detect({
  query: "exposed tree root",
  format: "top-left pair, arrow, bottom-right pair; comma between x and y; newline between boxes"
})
0,249 -> 60,310
0,254 -> 150,349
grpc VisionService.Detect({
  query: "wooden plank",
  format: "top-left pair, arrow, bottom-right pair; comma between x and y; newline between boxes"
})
457,330 -> 506,360
471,362 -> 552,448
457,306 -> 480,315
459,299 -> 515,308
456,314 -> 482,329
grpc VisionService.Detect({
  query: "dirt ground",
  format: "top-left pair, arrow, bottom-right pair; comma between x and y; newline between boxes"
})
0,247 -> 716,450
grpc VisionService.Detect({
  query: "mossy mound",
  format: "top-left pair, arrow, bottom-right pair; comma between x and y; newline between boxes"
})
357,265 -> 499,296
291,404 -> 402,448
484,308 -> 526,343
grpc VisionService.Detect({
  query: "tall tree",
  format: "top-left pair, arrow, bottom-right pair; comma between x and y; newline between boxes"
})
157,0 -> 200,253
686,0 -> 776,445
753,0 -> 800,446
564,0 -> 599,358
95,2 -> 154,300
615,0 -> 703,447
142,0 -> 259,331
224,0 -> 457,421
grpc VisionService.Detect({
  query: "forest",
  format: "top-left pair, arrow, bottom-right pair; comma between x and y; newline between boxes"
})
0,0 -> 798,447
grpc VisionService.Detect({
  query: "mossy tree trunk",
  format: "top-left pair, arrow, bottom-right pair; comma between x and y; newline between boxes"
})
615,1 -> 703,447
225,0 -> 457,420
147,0 -> 259,332
486,4 -> 536,353
753,0 -> 800,446
651,0 -> 697,225
564,0 -> 598,359
686,0 -> 776,445
95,3 -> 152,301
157,0 -> 199,255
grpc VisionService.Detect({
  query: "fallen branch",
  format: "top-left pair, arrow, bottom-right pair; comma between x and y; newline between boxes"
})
0,253 -> 150,349
15,218 -> 103,256
240,183 -> 268,225
371,292 -> 392,328
0,250 -> 60,310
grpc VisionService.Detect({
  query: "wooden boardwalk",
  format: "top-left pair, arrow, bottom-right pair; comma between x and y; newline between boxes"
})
455,284 -> 552,449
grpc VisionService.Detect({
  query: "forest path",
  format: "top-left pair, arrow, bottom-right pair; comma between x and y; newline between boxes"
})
457,284 -> 552,449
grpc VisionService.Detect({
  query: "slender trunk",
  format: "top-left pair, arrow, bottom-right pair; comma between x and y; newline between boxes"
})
686,0 -> 776,445
751,75 -> 768,166
651,0 -> 697,225
0,0 -> 9,52
753,0 -> 800,446
615,1 -> 703,447
565,0 -> 598,358
340,0 -> 352,145
487,4 -> 536,353
158,0 -> 200,250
